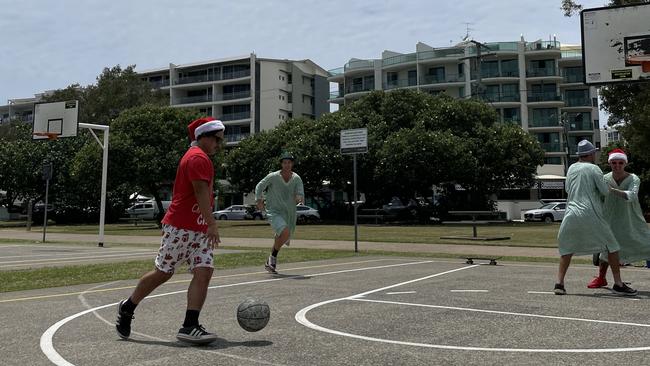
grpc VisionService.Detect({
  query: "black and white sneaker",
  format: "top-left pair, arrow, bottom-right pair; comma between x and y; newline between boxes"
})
265,255 -> 277,274
115,299 -> 134,339
553,283 -> 566,295
176,324 -> 218,345
612,283 -> 637,296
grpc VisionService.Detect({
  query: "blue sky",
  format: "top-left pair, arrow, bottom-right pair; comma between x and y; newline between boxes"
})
0,0 -> 606,103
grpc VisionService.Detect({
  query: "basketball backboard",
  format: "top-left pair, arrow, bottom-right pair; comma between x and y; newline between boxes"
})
581,3 -> 650,85
32,100 -> 79,140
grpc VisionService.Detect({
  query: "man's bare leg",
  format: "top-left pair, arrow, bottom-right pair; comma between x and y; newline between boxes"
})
130,269 -> 173,304
274,228 -> 290,251
557,253 -> 573,285
187,267 -> 214,310
607,251 -> 624,286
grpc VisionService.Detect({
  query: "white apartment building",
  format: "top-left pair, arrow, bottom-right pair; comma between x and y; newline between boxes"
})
327,37 -> 600,178
139,54 -> 329,145
1,54 -> 330,147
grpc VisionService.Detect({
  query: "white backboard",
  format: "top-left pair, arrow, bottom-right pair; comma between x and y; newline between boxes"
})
32,100 -> 79,140
581,3 -> 650,85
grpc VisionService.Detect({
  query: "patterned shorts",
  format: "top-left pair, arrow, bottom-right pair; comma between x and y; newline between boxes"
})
155,224 -> 214,274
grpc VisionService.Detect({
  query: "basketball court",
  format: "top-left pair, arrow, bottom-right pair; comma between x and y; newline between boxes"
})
2,256 -> 650,365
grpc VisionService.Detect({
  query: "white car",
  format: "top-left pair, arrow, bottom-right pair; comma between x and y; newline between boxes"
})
524,202 -> 566,223
296,204 -> 320,224
213,205 -> 248,220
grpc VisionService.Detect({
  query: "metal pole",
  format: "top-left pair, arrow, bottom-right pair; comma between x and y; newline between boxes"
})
43,178 -> 49,243
98,126 -> 109,247
353,154 -> 358,253
26,200 -> 32,231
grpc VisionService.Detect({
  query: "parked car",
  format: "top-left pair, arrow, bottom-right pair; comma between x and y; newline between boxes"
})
244,205 -> 266,220
524,202 -> 566,223
125,200 -> 170,220
213,205 -> 248,220
296,204 -> 320,224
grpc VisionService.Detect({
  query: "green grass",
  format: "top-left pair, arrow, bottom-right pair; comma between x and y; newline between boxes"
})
0,248 -> 362,293
21,221 -> 561,248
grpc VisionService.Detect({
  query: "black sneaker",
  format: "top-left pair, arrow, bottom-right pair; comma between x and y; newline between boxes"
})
115,299 -> 134,339
265,255 -> 277,274
612,283 -> 637,296
554,283 -> 566,295
176,324 -> 218,345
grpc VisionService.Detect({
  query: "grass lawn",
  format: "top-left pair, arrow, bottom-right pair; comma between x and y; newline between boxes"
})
24,221 -> 561,248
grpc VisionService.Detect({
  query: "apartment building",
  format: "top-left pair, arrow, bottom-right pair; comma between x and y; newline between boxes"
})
138,54 -> 329,145
327,37 -> 600,177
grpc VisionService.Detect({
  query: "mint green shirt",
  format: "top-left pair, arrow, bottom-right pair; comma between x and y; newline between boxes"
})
557,162 -> 620,256
255,171 -> 304,237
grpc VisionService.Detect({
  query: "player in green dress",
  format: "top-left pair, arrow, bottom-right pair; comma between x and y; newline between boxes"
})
587,148 -> 650,289
555,141 -> 636,296
255,152 -> 305,273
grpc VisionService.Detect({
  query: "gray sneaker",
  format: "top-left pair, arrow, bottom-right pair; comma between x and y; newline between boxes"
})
176,324 -> 217,345
265,255 -> 277,273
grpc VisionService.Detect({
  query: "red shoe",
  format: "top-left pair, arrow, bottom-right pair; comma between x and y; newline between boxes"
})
587,276 -> 607,288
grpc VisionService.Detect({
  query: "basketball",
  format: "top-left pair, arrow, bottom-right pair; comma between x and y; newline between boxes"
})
237,298 -> 270,332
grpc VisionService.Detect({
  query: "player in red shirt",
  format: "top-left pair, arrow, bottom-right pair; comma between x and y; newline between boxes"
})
116,117 -> 224,345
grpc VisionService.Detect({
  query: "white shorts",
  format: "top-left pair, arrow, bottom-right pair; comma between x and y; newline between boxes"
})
154,224 -> 214,274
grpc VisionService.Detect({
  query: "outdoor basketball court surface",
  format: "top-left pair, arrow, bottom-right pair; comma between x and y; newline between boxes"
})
3,256 -> 650,365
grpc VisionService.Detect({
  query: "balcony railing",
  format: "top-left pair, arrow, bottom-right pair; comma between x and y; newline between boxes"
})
529,118 -> 560,128
347,84 -> 373,93
503,117 -> 521,124
528,92 -> 562,102
328,67 -> 344,76
561,50 -> 582,58
329,91 -> 344,99
527,68 -> 559,77
419,48 -> 465,60
149,80 -> 170,88
526,41 -> 561,51
567,121 -> 593,131
564,96 -> 591,107
384,78 -> 418,90
216,90 -> 251,101
383,53 -> 417,67
221,111 -> 251,121
480,93 -> 520,103
175,69 -> 250,85
225,133 -> 251,143
344,60 -> 375,71
177,95 -> 212,104
420,73 -> 465,84
562,73 -> 584,83
484,42 -> 519,51
539,142 -> 563,152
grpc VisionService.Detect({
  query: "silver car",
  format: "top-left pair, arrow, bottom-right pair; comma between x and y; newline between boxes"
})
296,204 -> 320,224
213,205 -> 248,220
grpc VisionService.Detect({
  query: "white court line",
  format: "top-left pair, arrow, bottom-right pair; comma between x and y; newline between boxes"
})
295,267 -> 650,353
41,259 -> 437,366
528,291 -> 554,294
386,291 -> 416,295
450,290 -> 488,293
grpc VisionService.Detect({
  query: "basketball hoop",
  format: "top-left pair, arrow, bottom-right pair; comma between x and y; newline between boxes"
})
33,132 -> 60,141
627,55 -> 650,73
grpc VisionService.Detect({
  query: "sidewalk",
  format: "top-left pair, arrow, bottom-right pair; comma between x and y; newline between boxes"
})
0,229 -> 559,259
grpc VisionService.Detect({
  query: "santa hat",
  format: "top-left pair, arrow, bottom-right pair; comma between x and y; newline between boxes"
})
188,117 -> 225,146
608,148 -> 628,163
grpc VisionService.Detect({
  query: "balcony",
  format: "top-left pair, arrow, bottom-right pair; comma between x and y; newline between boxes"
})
328,67 -> 344,76
384,78 -> 418,90
216,90 -> 251,101
150,79 -> 170,88
527,68 -> 559,77
420,73 -> 464,85
567,121 -> 593,131
503,117 -> 521,125
528,92 -> 562,103
225,132 -> 251,143
562,73 -> 584,83
347,84 -> 373,94
484,42 -> 519,52
177,95 -> 212,104
418,48 -> 465,60
539,142 -> 563,152
221,111 -> 251,121
526,41 -> 561,51
175,69 -> 251,85
479,70 -> 520,79
344,60 -> 375,71
561,50 -> 582,58
529,118 -> 560,128
329,91 -> 344,99
564,96 -> 591,107
383,53 -> 417,67
480,92 -> 520,103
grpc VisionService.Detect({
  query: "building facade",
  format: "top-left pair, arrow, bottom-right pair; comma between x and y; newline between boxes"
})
138,54 -> 329,145
327,37 -> 600,177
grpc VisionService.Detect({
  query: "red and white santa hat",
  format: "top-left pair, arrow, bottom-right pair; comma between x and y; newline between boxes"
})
608,148 -> 628,163
188,117 -> 225,146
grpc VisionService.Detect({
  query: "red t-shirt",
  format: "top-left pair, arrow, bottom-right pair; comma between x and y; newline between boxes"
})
162,146 -> 214,232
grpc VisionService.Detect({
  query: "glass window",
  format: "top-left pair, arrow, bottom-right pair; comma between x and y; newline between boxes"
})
500,59 -> 518,77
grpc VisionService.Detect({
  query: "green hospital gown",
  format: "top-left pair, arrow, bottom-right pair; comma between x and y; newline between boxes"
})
600,173 -> 650,263
557,162 -> 620,256
255,171 -> 305,238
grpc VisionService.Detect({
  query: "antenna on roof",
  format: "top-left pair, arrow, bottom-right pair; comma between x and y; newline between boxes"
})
462,22 -> 475,42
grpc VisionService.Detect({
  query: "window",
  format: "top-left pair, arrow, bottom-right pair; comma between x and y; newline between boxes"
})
500,59 -> 518,77
408,70 -> 417,86
386,72 -> 398,88
530,108 -> 559,127
287,73 -> 292,84
428,67 -> 445,82
481,61 -> 499,78
503,107 -> 520,123
457,63 -> 464,76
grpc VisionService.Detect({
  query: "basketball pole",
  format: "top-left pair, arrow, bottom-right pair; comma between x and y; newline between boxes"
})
80,123 -> 109,247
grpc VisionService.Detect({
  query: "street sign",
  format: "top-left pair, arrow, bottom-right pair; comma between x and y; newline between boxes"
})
42,162 -> 53,181
340,128 -> 368,154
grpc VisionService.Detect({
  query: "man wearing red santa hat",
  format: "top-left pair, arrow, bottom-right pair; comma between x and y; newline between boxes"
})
116,116 -> 225,345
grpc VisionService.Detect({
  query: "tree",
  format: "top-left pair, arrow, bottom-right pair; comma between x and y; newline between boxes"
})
225,90 -> 545,212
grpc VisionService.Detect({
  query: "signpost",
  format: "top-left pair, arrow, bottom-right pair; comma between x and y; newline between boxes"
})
340,128 -> 368,253
42,162 -> 53,243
